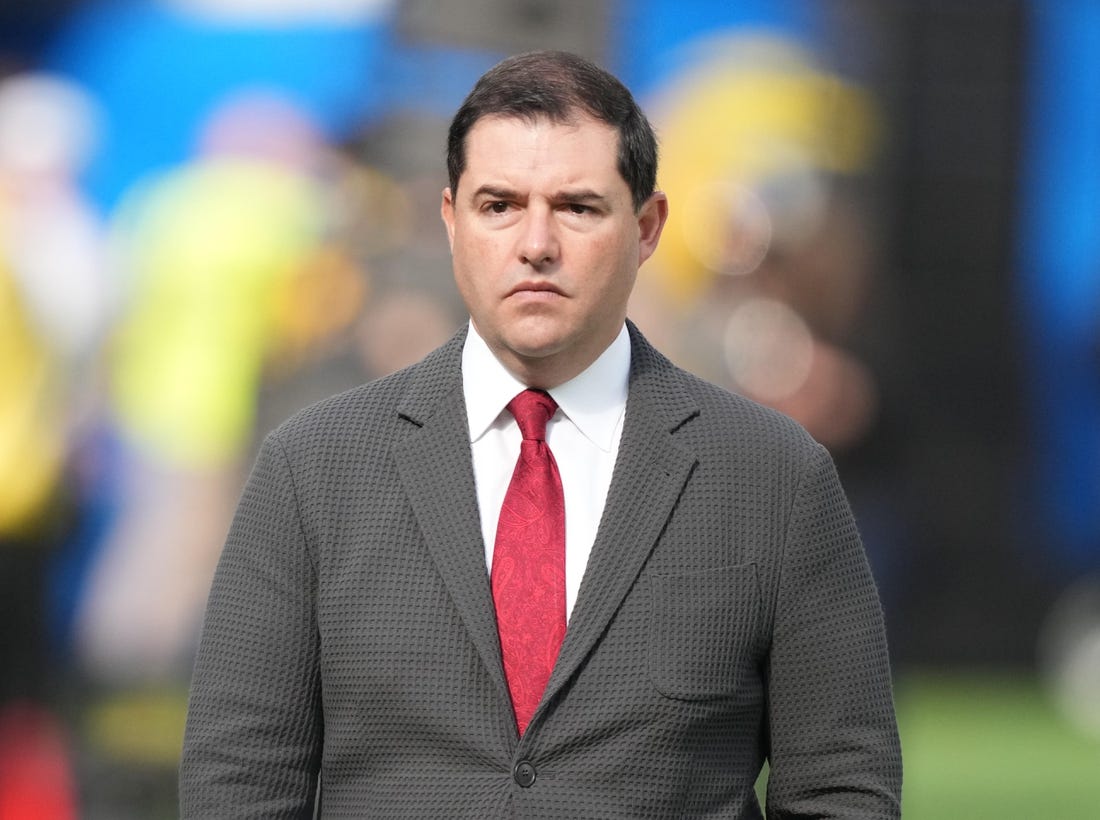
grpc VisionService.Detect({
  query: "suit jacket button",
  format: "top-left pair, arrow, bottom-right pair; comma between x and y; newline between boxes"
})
513,760 -> 536,788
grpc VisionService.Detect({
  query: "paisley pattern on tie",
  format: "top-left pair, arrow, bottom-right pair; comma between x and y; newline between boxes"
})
491,389 -> 566,736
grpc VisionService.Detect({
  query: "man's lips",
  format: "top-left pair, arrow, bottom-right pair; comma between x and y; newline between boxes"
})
507,282 -> 566,298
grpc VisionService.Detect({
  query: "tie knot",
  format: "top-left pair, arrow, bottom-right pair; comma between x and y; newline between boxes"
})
507,389 -> 558,441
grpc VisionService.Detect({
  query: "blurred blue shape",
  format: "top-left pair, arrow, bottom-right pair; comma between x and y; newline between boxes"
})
608,0 -> 826,96
45,0 -> 390,211
1017,0 -> 1100,572
44,1 -> 503,213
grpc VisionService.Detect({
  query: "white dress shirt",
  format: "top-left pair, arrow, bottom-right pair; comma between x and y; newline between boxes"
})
462,321 -> 629,621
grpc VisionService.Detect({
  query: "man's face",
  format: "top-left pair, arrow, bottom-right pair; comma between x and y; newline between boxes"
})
441,113 -> 667,387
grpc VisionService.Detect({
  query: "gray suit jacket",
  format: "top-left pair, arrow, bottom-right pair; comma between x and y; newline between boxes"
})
180,323 -> 902,818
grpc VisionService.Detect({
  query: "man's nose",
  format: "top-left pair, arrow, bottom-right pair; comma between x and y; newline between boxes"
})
517,207 -> 559,268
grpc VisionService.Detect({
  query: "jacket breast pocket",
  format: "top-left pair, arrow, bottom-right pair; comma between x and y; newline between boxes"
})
648,563 -> 761,701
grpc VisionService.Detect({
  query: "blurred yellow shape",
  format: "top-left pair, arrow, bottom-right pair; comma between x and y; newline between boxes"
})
0,266 -> 64,537
82,688 -> 190,766
109,159 -> 327,467
650,34 -> 880,303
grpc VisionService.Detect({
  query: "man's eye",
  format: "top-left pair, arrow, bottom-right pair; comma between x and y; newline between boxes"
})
567,203 -> 591,215
488,201 -> 509,214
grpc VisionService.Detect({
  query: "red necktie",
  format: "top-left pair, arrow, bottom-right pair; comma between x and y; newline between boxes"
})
491,389 -> 566,735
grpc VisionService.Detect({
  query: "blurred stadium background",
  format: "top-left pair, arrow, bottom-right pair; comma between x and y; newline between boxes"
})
1,0 -> 1099,816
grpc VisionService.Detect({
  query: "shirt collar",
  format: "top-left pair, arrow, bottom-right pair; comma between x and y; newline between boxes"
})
462,321 -> 630,452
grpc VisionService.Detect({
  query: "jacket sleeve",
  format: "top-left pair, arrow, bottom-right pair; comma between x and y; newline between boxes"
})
764,442 -> 902,818
180,432 -> 322,819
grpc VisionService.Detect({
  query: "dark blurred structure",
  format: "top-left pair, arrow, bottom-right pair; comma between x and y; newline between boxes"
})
870,1 -> 1036,665
0,1 -> 81,67
397,0 -> 608,57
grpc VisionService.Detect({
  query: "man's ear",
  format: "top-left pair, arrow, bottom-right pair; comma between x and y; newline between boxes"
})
440,187 -> 457,251
637,191 -> 669,266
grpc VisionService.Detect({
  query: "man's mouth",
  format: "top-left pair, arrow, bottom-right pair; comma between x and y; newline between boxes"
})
508,281 -> 565,298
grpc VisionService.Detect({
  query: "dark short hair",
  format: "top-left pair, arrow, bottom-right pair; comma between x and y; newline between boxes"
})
446,50 -> 658,212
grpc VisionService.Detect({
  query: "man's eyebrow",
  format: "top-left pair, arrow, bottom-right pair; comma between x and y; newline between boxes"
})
470,184 -> 517,201
467,185 -> 612,206
554,188 -> 609,204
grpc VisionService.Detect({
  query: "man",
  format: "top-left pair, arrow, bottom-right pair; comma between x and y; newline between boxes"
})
180,50 -> 902,818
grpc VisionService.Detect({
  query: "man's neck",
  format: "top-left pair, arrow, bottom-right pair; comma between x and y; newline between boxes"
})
474,326 -> 624,390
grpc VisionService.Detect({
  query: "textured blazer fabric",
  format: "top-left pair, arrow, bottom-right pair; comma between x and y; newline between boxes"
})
180,322 -> 902,818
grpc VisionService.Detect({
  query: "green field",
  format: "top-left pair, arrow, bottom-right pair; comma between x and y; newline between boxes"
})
896,672 -> 1100,819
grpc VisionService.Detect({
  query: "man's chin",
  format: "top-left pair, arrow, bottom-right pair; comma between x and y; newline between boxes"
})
489,334 -> 577,386
499,324 -> 571,361
506,340 -> 565,365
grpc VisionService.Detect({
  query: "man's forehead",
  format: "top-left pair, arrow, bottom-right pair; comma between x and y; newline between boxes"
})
461,113 -> 620,172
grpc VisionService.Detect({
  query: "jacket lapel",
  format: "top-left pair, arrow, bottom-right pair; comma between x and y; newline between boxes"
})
391,324 -> 700,735
391,329 -> 511,704
543,323 -> 699,703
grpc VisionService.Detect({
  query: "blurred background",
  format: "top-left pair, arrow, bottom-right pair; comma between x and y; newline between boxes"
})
1,0 -> 1098,816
